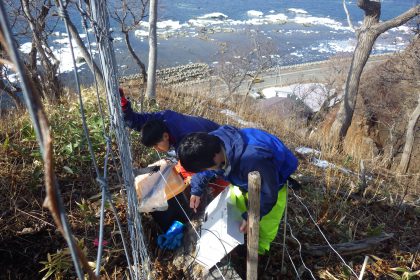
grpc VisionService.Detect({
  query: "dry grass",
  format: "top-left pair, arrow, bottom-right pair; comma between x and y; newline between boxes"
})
0,78 -> 419,279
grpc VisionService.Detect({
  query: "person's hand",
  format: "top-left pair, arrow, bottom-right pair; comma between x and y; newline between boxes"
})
119,87 -> 128,110
190,195 -> 201,213
239,219 -> 248,233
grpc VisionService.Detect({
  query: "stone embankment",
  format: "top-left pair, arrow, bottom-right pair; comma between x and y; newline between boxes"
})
119,63 -> 211,86
119,53 -> 390,89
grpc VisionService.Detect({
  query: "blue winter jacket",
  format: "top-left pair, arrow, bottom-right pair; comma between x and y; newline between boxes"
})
123,101 -> 220,149
191,125 -> 298,219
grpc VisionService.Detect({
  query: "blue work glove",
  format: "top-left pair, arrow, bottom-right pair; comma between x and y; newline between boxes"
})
157,221 -> 185,250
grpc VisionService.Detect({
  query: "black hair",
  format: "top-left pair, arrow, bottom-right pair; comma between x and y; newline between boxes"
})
140,119 -> 169,147
177,132 -> 222,173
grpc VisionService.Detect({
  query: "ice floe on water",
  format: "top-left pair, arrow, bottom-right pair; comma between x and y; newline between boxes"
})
287,8 -> 308,14
247,10 -> 264,18
133,9 -> 357,39
19,42 -> 33,54
293,16 -> 351,31
315,39 -> 356,53
9,4 -> 413,85
264,13 -> 288,22
18,35 -> 95,74
157,20 -> 184,30
389,25 -> 413,34
290,52 -> 304,57
198,12 -> 229,20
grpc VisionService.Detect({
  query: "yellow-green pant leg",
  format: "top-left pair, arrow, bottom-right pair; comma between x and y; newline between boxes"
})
229,186 -> 287,255
258,186 -> 287,254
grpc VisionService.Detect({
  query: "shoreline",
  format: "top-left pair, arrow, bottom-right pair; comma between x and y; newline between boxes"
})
0,52 -> 394,111
119,52 -> 393,87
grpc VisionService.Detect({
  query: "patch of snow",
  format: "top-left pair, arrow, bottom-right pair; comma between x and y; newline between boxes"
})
311,158 -> 354,176
295,147 -> 321,156
221,109 -> 256,127
261,83 -> 337,112
261,87 -> 290,99
19,42 -> 32,54
312,158 -> 331,169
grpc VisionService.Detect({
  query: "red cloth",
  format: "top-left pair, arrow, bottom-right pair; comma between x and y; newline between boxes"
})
208,178 -> 230,196
119,87 -> 128,110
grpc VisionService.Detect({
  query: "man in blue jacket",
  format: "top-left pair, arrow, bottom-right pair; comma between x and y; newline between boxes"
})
178,125 -> 299,254
120,88 -> 221,233
121,88 -> 220,152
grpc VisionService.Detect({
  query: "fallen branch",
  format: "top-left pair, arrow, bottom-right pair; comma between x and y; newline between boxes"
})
304,233 -> 394,257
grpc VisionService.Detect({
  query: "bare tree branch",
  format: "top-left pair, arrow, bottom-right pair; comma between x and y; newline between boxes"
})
376,5 -> 420,34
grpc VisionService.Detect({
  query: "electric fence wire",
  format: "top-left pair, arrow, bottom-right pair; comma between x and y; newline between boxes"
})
290,189 -> 359,278
74,1 -> 134,277
287,222 -> 317,280
88,1 -> 152,278
155,151 -> 227,280
0,2 -> 85,279
55,2 -> 136,278
76,0 -> 125,190
55,1 -> 151,278
285,246 -> 301,280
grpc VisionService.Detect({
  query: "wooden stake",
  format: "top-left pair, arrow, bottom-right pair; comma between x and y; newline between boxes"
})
247,171 -> 261,280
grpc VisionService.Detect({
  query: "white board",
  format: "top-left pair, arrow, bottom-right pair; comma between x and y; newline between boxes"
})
196,187 -> 244,269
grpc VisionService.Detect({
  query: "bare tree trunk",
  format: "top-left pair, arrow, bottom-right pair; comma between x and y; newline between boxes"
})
145,0 -> 157,100
63,13 -> 105,86
329,1 -> 420,145
21,0 -> 61,101
329,32 -> 378,143
398,92 -> 420,173
123,30 -> 147,84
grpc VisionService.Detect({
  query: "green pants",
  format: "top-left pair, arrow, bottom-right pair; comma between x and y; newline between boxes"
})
229,185 -> 287,254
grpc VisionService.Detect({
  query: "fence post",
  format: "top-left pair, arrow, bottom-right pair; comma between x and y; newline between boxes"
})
247,171 -> 261,280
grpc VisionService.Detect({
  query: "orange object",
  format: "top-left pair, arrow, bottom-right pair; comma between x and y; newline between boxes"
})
174,161 -> 195,181
135,160 -> 186,202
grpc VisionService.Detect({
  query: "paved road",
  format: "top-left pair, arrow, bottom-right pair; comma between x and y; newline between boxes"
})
177,55 -> 390,96
250,55 -> 389,93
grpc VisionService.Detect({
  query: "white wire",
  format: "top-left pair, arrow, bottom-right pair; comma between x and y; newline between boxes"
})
290,189 -> 358,278
286,246 -> 301,280
287,223 -> 317,280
